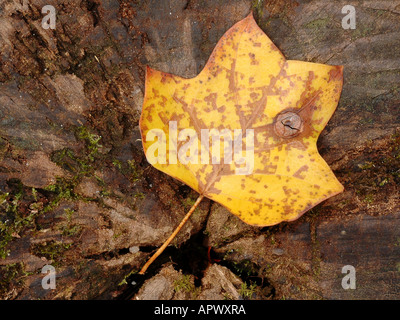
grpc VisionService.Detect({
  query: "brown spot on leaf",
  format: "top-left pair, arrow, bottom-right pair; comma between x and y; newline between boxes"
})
328,66 -> 343,83
293,165 -> 309,180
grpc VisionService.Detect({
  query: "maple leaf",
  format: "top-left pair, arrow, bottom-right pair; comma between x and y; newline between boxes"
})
138,13 -> 343,273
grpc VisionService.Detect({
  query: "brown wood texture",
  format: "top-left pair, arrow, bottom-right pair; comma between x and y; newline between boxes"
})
0,0 -> 399,300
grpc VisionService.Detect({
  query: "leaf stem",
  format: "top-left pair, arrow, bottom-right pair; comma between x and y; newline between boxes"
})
138,194 -> 204,274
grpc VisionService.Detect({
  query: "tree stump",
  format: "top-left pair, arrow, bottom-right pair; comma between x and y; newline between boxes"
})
0,0 -> 399,300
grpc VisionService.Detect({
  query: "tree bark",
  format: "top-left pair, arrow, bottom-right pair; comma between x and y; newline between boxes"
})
0,0 -> 399,300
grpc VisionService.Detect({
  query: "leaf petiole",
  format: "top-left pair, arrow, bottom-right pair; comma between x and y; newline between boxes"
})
138,194 -> 204,274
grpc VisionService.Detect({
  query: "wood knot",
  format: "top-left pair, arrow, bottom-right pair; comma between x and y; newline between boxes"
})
274,111 -> 303,138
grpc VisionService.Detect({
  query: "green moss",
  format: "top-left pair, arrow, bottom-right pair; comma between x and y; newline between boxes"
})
94,174 -> 106,187
251,0 -> 264,23
223,292 -> 234,300
60,209 -> 82,237
270,234 -> 275,245
43,177 -> 78,213
0,192 -> 8,205
76,126 -> 102,161
127,159 -> 142,182
230,259 -> 257,278
351,25 -> 373,40
64,208 -> 74,221
174,274 -> 193,292
239,281 -> 257,300
390,132 -> 400,160
304,18 -> 329,30
0,262 -> 31,297
51,148 -> 81,173
0,229 -> 13,258
182,197 -> 197,211
363,194 -> 374,204
0,114 -> 145,272
0,183 -> 38,259
347,131 -> 400,203
357,161 -> 375,170
365,104 -> 375,113
358,118 -> 374,125
112,159 -> 123,170
173,274 -> 200,298
51,125 -> 103,179
31,241 -> 72,264
263,263 -> 273,275
45,125 -> 110,209
29,188 -> 37,202
134,192 -> 145,200
263,229 -> 277,245
62,224 -> 82,237
203,229 -> 211,237
112,158 -> 142,183
118,269 -> 138,286
112,231 -> 124,240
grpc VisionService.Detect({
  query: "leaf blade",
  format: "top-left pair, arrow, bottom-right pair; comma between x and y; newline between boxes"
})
140,13 -> 344,226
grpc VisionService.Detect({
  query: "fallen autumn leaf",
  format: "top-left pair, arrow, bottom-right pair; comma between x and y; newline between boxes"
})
139,12 -> 344,274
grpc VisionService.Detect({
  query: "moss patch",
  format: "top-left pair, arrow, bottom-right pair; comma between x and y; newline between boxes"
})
0,262 -> 31,298
30,241 -> 72,265
0,180 -> 40,258
173,274 -> 200,299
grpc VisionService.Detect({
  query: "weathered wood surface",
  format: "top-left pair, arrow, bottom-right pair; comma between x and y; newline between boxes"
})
0,0 -> 399,299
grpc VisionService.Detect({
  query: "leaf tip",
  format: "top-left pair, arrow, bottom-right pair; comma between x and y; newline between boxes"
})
246,10 -> 255,20
145,65 -> 153,76
329,65 -> 344,83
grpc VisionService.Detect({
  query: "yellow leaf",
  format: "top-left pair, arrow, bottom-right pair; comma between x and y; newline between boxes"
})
140,13 -> 343,227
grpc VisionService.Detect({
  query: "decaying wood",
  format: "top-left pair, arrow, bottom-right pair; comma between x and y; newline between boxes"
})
0,0 -> 399,300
